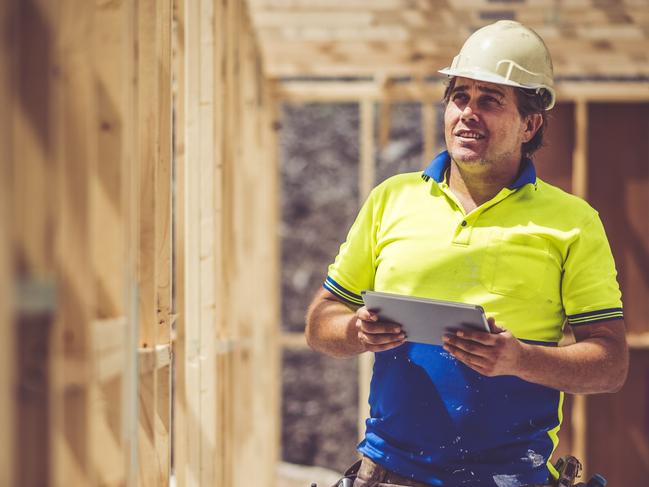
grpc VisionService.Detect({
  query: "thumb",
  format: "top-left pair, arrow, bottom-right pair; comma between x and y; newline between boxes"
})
487,317 -> 505,334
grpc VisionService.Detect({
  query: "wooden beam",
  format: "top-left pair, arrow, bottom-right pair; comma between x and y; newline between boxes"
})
170,0 -> 190,485
626,333 -> 649,349
359,98 -> 375,199
570,98 -> 589,475
47,1 -> 99,485
92,318 -> 128,383
422,101 -> 438,167
156,0 -> 173,349
0,1 -> 15,484
377,76 -> 393,150
358,97 -> 375,442
281,332 -> 309,349
90,2 -> 139,484
276,81 -> 649,103
135,0 -> 173,484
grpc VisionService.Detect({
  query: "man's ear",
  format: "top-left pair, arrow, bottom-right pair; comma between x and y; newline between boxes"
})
523,113 -> 543,142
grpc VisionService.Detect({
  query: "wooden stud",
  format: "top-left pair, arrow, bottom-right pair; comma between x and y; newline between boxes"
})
90,1 -> 140,485
422,102 -> 438,167
358,97 -> 375,441
570,98 -> 589,475
0,0 -> 14,483
135,0 -> 173,483
377,76 -> 393,150
10,1 -> 58,480
49,1 -> 98,485
136,0 -> 159,481
572,99 -> 589,201
170,0 -> 190,484
154,2 -> 173,483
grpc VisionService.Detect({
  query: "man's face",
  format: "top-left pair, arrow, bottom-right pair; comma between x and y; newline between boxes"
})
444,77 -> 532,169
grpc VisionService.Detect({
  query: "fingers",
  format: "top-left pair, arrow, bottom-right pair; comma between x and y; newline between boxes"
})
355,306 -> 406,352
356,306 -> 378,322
443,341 -> 489,367
358,332 -> 406,352
448,329 -> 498,346
356,307 -> 403,335
443,334 -> 493,359
487,317 -> 506,334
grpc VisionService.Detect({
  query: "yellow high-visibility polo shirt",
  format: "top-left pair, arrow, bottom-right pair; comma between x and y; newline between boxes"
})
322,150 -> 623,485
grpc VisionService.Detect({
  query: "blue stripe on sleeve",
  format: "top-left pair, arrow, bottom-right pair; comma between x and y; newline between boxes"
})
570,314 -> 624,326
567,307 -> 624,320
323,277 -> 364,306
567,307 -> 624,325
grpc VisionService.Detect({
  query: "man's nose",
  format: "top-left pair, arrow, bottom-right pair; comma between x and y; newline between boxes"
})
461,103 -> 479,121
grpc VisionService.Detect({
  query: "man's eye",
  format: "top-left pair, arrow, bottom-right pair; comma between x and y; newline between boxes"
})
483,96 -> 502,105
453,93 -> 468,102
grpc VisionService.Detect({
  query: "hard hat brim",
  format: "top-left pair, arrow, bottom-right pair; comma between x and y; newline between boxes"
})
439,67 -> 556,110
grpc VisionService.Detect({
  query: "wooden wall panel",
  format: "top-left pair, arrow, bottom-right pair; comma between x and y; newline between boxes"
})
588,103 -> 649,337
7,0 -> 279,484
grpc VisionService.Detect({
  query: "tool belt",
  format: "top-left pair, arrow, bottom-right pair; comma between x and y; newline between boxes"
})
330,456 -> 553,487
326,454 -> 606,487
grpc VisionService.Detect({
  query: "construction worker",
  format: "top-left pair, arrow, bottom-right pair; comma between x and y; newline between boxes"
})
305,21 -> 628,487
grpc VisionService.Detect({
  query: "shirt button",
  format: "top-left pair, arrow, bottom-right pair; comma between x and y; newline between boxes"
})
461,220 -> 467,227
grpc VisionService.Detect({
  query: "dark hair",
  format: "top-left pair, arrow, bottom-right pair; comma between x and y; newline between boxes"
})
442,77 -> 550,158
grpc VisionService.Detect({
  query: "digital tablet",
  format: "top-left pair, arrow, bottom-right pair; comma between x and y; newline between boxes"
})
360,290 -> 490,346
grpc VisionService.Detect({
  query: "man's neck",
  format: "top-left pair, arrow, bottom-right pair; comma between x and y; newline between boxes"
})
447,158 -> 521,213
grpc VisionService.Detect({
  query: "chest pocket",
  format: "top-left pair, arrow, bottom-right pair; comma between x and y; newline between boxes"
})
481,232 -> 550,300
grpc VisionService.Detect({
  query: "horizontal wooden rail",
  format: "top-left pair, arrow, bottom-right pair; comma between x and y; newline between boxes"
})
93,317 -> 128,382
138,344 -> 172,375
280,332 -> 308,349
275,80 -> 649,103
627,332 -> 649,349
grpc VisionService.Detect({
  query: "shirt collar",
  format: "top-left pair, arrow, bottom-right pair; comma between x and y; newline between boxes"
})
421,150 -> 537,190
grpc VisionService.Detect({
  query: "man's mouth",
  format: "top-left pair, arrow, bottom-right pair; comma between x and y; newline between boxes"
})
455,130 -> 485,140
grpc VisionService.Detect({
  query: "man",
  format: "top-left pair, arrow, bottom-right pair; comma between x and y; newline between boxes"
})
306,20 -> 628,487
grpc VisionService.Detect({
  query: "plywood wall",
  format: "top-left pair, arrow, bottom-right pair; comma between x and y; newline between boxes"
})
4,0 -> 280,486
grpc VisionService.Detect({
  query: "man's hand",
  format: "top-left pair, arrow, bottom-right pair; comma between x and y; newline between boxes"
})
442,318 -> 526,376
356,306 -> 406,353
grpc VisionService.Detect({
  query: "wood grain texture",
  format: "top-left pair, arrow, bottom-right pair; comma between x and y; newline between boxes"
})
0,0 -> 15,482
50,1 -> 97,485
91,1 -> 139,484
135,0 -> 173,484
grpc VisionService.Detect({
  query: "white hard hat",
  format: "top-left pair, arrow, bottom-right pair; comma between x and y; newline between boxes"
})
439,20 -> 556,110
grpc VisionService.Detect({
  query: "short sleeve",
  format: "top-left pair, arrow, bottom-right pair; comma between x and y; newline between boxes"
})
323,189 -> 380,306
562,214 -> 624,326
